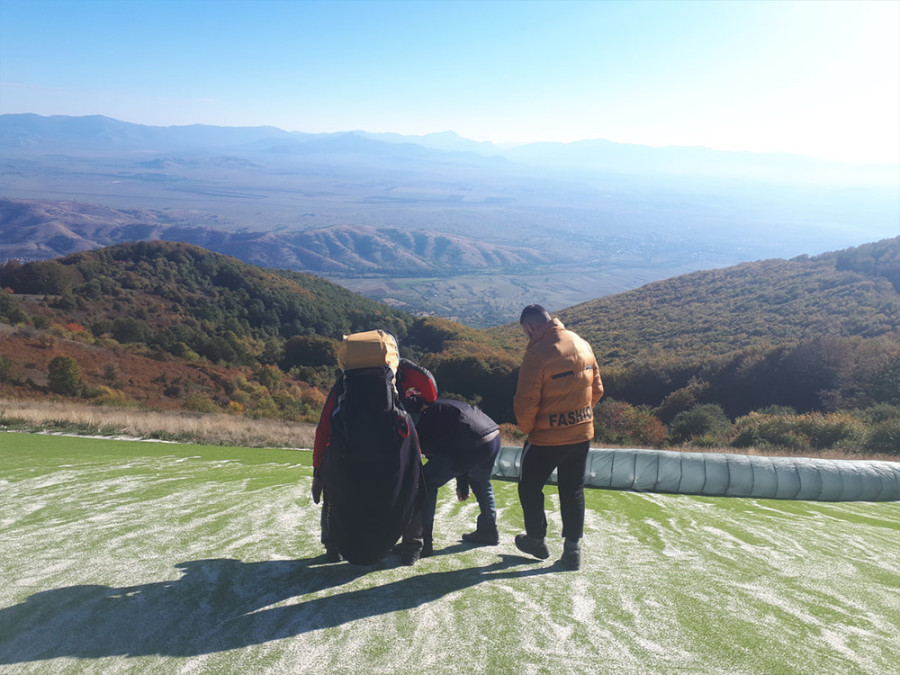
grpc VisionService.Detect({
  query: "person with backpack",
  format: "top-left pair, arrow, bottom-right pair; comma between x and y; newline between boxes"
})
403,395 -> 502,557
512,304 -> 603,571
311,331 -> 436,566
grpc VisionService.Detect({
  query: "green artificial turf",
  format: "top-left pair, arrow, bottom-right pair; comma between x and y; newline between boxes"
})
1,432 -> 898,674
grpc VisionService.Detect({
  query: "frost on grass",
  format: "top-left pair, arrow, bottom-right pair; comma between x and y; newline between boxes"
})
1,434 -> 899,675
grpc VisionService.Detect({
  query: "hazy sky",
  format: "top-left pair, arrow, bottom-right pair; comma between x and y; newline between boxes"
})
1,0 -> 898,164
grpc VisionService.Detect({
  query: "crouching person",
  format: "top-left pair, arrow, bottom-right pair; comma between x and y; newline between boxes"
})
405,396 -> 502,556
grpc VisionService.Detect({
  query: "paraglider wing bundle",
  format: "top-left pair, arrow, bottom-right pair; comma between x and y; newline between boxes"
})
322,365 -> 422,565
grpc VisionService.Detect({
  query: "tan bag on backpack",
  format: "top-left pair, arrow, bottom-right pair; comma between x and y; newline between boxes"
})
336,330 -> 400,372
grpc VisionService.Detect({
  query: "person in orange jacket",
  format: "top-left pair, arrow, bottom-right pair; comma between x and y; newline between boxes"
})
513,304 -> 603,570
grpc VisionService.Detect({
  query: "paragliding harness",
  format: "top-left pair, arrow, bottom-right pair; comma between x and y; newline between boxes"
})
313,330 -> 437,565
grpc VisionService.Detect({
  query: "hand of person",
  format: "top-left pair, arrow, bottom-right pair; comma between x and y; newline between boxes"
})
456,476 -> 470,500
311,473 -> 323,504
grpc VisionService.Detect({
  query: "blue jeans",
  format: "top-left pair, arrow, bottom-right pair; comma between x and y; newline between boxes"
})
420,435 -> 500,540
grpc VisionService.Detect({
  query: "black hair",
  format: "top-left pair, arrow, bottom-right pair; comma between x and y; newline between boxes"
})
403,392 -> 425,415
519,304 -> 551,326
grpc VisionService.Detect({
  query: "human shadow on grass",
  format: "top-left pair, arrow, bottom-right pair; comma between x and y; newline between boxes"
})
430,542 -> 469,557
0,553 -> 554,662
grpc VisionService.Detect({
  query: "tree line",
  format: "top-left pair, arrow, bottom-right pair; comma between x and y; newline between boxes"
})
2,239 -> 897,456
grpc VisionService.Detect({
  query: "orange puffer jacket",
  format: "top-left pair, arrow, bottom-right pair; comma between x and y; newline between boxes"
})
514,318 -> 604,446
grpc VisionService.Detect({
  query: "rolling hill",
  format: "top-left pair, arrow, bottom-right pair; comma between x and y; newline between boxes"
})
1,238 -> 898,437
0,241 -> 423,417
490,237 -> 900,417
558,237 -> 900,367
0,199 -> 568,273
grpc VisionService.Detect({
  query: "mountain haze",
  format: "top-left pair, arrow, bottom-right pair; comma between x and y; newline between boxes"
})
2,113 -> 898,325
4,113 -> 895,186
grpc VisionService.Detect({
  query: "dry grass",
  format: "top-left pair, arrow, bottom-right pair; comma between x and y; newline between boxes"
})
0,399 -> 318,449
1,400 -> 524,450
2,399 -> 894,462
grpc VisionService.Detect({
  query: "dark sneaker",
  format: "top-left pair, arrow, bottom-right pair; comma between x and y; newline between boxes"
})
421,539 -> 434,558
400,548 -> 420,566
559,547 -> 581,570
462,528 -> 499,545
325,547 -> 343,563
515,534 -> 550,560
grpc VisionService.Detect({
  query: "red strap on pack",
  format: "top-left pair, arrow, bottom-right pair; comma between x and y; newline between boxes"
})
313,385 -> 338,468
396,414 -> 410,439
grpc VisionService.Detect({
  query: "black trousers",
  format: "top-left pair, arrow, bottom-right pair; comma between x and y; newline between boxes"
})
518,440 -> 590,541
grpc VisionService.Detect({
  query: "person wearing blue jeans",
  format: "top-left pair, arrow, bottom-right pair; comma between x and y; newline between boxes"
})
404,396 -> 502,556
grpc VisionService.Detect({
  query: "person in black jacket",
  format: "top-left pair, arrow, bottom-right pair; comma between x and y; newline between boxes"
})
405,396 -> 502,556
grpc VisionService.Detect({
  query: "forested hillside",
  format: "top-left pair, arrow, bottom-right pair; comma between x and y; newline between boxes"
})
562,237 -> 900,367
491,238 -> 900,454
0,241 -> 506,420
1,238 -> 897,455
551,237 -> 900,411
1,240 -> 410,358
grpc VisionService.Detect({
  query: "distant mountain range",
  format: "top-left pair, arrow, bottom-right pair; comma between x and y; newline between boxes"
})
2,113 -> 897,325
3,113 -> 896,184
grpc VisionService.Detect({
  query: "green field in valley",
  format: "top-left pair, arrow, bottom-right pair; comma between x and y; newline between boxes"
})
1,432 -> 898,674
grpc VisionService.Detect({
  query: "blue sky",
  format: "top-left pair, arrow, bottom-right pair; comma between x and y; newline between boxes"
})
1,0 -> 898,164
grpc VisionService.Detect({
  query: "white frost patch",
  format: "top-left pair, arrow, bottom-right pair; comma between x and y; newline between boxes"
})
571,577 -> 595,624
28,430 -> 179,443
643,518 -> 698,561
2,449 -> 898,674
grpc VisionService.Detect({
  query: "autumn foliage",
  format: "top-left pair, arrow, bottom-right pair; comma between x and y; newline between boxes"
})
2,238 -> 898,456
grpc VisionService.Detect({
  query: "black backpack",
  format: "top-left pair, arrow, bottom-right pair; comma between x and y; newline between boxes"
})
320,364 -> 422,565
